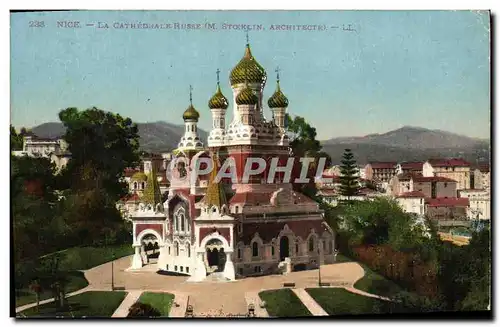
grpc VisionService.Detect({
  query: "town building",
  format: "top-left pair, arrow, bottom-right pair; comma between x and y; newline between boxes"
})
473,164 -> 490,191
425,197 -> 469,221
422,158 -> 471,191
12,135 -> 71,171
364,162 -> 397,184
395,191 -> 426,216
395,162 -> 424,176
459,189 -> 490,220
125,42 -> 336,281
389,174 -> 457,199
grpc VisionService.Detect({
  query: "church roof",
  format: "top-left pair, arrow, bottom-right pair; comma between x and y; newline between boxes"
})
201,155 -> 227,208
142,169 -> 162,206
229,44 -> 267,86
239,219 -> 326,245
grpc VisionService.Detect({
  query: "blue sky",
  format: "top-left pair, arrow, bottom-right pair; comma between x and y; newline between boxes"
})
10,10 -> 490,140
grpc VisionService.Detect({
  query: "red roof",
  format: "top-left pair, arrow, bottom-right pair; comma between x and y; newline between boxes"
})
400,162 -> 423,170
239,219 -> 327,245
229,191 -> 316,206
320,174 -> 341,182
120,192 -> 141,203
124,168 -> 140,177
413,176 -> 457,183
427,158 -> 470,168
425,197 -> 469,207
397,191 -> 426,198
369,162 -> 397,169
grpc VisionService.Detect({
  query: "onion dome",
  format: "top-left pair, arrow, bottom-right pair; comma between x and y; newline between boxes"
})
236,84 -> 258,105
183,85 -> 200,121
183,104 -> 200,121
230,44 -> 267,86
131,171 -> 148,182
208,71 -> 229,109
268,81 -> 289,108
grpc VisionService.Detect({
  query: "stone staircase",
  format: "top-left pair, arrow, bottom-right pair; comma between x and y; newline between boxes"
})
205,272 -> 230,283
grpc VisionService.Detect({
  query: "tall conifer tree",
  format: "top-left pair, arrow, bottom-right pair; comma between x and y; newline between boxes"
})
339,148 -> 360,203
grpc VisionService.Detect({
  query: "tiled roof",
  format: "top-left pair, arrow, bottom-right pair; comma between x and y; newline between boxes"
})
239,219 -> 326,244
425,197 -> 469,207
369,162 -> 397,169
229,191 -> 317,206
427,158 -> 471,167
413,176 -> 457,183
397,191 -> 426,198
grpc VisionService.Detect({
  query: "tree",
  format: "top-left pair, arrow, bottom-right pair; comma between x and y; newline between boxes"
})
338,149 -> 360,202
285,114 -> 331,199
58,107 -> 141,200
10,125 -> 24,150
128,302 -> 161,317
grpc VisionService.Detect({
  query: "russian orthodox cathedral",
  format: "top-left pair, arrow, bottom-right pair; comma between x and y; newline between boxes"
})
124,41 -> 335,281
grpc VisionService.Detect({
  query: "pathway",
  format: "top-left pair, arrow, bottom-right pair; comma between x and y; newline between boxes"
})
344,287 -> 392,301
292,288 -> 328,316
16,255 -> 375,318
111,290 -> 142,317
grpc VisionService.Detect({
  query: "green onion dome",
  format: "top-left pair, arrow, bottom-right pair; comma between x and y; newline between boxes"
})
131,171 -> 148,182
208,84 -> 229,109
268,81 -> 289,108
230,44 -> 267,86
236,84 -> 259,105
183,104 -> 200,121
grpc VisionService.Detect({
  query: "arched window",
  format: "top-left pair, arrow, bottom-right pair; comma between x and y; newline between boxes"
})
141,182 -> 145,189
187,244 -> 191,257
252,242 -> 259,257
271,246 -> 275,256
296,243 -> 299,255
133,182 -> 137,190
238,248 -> 241,259
174,242 -> 179,256
181,214 -> 185,231
308,236 -> 315,252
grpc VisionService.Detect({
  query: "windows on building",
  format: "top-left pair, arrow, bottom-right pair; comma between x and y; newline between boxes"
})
254,266 -> 262,273
187,244 -> 191,257
271,246 -> 275,256
186,267 -> 190,273
308,237 -> 315,252
296,243 -> 299,255
252,242 -> 259,257
174,242 -> 179,256
238,248 -> 241,259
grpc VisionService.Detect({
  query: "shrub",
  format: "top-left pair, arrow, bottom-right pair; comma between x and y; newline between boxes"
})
128,302 -> 161,317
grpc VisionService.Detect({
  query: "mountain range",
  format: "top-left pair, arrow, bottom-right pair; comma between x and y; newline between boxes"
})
30,122 -> 489,165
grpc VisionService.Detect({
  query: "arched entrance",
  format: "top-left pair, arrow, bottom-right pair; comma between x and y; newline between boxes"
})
205,239 -> 226,273
279,236 -> 290,261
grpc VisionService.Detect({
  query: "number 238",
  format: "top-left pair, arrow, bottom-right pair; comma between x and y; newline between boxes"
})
29,21 -> 45,28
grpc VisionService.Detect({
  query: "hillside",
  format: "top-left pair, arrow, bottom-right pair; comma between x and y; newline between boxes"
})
323,126 -> 489,150
31,121 -> 208,153
28,122 -> 489,164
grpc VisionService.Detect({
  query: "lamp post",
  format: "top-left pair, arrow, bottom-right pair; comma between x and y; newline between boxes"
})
111,251 -> 115,291
317,240 -> 322,287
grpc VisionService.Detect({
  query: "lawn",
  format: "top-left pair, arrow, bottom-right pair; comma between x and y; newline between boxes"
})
353,262 -> 404,298
49,244 -> 134,271
131,292 -> 175,317
259,289 -> 312,317
306,288 -> 391,316
15,271 -> 89,307
15,244 -> 133,307
17,291 -> 127,318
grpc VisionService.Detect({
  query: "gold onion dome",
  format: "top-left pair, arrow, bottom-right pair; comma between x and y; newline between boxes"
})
268,81 -> 289,108
131,171 -> 148,181
236,84 -> 258,105
208,84 -> 229,109
230,44 -> 267,86
183,104 -> 200,121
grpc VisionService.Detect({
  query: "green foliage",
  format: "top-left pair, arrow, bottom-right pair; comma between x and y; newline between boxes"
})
306,288 -> 391,315
285,114 -> 331,199
10,125 -> 24,150
133,292 -> 175,317
339,148 -> 360,199
58,107 -> 140,199
353,261 -> 404,298
259,289 -> 312,317
340,197 -> 427,250
128,302 -> 161,317
17,291 -> 127,317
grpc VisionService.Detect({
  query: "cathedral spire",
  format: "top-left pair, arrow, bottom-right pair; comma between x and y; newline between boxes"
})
142,168 -> 162,207
203,154 -> 227,209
